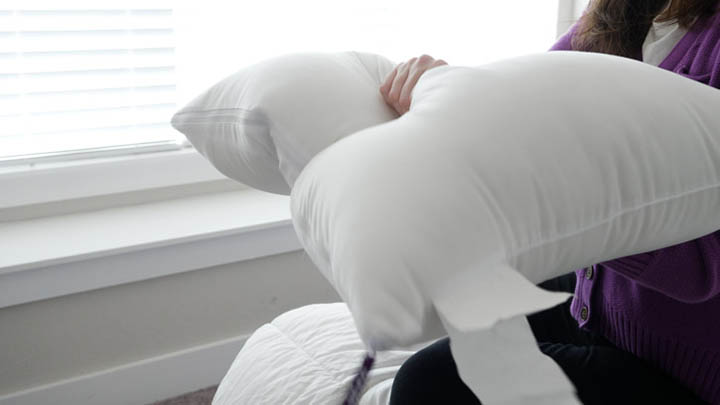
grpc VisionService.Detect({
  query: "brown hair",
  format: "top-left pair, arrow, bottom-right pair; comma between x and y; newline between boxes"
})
572,0 -> 719,58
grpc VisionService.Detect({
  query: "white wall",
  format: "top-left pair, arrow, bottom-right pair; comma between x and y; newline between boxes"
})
0,250 -> 339,397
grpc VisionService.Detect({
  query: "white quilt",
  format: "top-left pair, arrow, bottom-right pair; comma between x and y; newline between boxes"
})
212,304 -> 423,405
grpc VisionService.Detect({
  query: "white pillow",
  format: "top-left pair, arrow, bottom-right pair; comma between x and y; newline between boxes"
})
171,51 -> 397,195
290,52 -> 720,403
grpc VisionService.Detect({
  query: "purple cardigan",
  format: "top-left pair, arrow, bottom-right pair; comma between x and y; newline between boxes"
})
551,12 -> 720,403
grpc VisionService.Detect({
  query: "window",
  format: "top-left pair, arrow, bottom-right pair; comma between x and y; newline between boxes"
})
174,1 -> 563,103
3,1 -> 565,165
558,0 -> 590,35
0,1 -> 182,165
1,1 -> 567,213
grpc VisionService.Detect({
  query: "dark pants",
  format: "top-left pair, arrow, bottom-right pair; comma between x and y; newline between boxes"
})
389,273 -> 706,405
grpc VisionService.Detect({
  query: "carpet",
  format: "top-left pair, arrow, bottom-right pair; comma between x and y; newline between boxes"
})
149,385 -> 218,405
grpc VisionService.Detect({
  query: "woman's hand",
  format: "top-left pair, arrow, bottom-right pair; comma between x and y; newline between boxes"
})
380,54 -> 447,115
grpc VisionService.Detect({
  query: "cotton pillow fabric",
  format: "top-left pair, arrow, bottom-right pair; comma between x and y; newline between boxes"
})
171,52 -> 397,195
212,303 -> 421,405
290,51 -> 720,402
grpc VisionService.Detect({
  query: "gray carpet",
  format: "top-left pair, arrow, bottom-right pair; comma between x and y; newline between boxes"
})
149,385 -> 218,405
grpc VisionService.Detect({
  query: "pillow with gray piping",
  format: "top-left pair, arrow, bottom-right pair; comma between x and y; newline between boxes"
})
289,51 -> 720,404
171,51 -> 397,195
172,50 -> 720,403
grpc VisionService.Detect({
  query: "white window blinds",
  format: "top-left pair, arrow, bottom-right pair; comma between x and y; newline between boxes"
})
1,1 -> 564,165
0,1 -> 182,163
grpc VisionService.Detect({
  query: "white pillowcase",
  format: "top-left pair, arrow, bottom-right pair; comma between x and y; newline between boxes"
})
171,51 -> 397,195
290,52 -> 720,403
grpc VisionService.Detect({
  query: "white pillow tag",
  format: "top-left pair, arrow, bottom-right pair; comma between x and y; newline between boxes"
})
434,263 -> 578,404
445,314 -> 580,404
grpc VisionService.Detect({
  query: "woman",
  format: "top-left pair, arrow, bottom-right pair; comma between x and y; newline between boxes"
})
381,1 -> 720,404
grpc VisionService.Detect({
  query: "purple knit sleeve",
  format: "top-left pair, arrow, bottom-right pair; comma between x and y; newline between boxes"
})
601,231 -> 720,303
549,23 -> 579,52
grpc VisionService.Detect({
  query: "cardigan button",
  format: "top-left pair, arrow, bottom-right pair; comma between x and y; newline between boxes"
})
580,306 -> 589,321
585,266 -> 594,280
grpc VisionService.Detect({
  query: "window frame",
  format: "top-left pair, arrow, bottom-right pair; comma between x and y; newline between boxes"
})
0,146 -> 231,215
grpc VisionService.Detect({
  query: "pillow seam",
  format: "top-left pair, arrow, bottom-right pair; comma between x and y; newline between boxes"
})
514,182 -> 720,257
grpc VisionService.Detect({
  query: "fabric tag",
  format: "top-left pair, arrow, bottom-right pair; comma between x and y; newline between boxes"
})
433,262 -> 579,404
443,314 -> 579,404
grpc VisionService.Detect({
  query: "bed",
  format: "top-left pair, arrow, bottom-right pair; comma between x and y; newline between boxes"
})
212,303 -> 423,405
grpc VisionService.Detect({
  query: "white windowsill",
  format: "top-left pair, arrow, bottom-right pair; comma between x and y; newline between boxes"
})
0,188 -> 301,309
0,147 -> 231,212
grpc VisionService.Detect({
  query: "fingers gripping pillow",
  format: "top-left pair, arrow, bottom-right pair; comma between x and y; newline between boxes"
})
290,52 -> 720,403
171,52 -> 397,194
